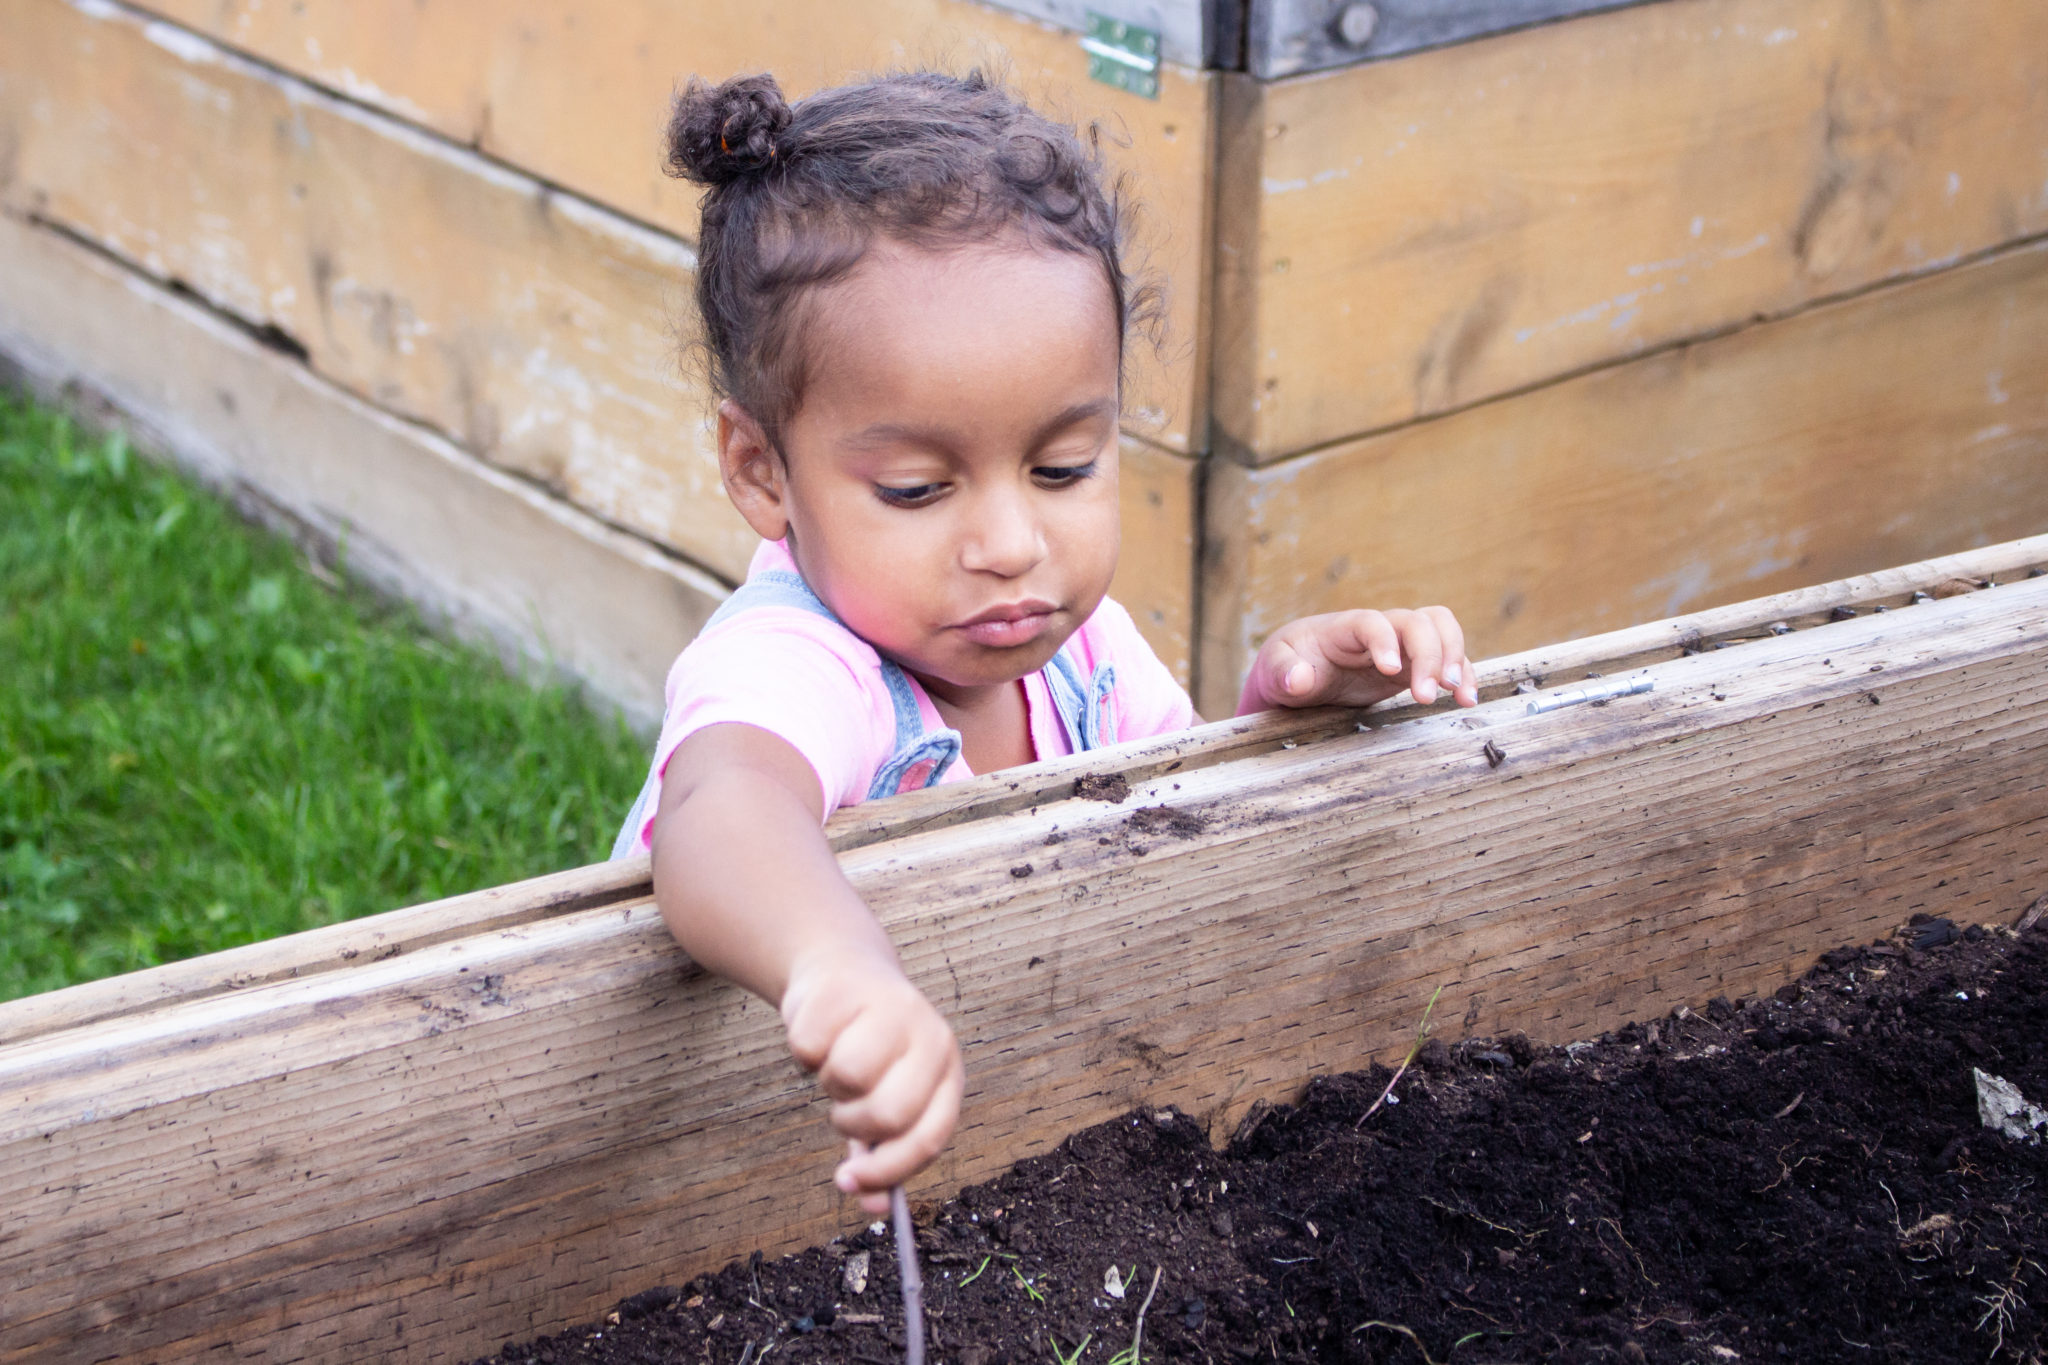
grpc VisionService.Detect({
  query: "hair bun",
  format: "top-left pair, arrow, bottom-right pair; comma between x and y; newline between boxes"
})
666,74 -> 793,187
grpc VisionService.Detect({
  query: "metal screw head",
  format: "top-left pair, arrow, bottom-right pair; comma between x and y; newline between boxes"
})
1335,2 -> 1379,47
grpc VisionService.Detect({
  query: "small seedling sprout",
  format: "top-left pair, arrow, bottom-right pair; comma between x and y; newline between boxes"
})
1012,1264 -> 1048,1304
1105,1266 -> 1162,1365
959,1255 -> 993,1287
1356,985 -> 1445,1129
1047,1331 -> 1092,1364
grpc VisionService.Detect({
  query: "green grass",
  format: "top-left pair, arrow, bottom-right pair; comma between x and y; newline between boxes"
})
0,391 -> 651,1001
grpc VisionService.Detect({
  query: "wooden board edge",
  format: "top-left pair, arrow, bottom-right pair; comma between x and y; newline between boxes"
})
5,575 -> 2044,1363
12,527 -> 2040,1038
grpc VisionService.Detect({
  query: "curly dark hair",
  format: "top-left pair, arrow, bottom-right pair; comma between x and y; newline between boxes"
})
665,70 -> 1159,447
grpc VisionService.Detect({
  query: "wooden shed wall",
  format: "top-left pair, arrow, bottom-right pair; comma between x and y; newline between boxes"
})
1197,0 -> 2048,712
0,0 -> 1205,684
3,0 -> 2045,720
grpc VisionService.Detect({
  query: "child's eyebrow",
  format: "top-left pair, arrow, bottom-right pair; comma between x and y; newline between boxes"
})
840,397 -> 1119,455
1026,398 -> 1119,449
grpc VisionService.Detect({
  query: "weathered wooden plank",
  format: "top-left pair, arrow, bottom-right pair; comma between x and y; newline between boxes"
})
3,0 -> 747,576
124,0 -> 1217,453
1112,437 -> 1200,686
0,211 -> 725,734
5,568 -> 2046,1363
11,532 -> 2038,1051
2,0 -> 1198,677
1198,238 -> 2048,717
1246,0 -> 1658,78
1213,0 -> 2048,459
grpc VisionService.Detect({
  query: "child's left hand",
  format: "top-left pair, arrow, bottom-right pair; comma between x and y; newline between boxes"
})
1238,607 -> 1479,714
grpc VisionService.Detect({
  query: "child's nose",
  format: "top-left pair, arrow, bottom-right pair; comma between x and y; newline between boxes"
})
959,487 -> 1046,577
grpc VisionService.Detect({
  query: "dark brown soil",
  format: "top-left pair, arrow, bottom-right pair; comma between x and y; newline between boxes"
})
479,917 -> 2048,1365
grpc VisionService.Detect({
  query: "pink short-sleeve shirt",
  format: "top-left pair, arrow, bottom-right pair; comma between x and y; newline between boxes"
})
620,540 -> 1193,853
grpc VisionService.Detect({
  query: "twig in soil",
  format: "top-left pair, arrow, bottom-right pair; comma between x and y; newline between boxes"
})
1772,1091 -> 1805,1119
1974,1255 -> 2041,1359
2017,894 -> 2047,934
1356,986 -> 1444,1129
1596,1217 -> 1657,1289
1754,1145 -> 1817,1193
1107,1267 -> 1163,1365
1353,1320 -> 1449,1365
1421,1195 -> 1542,1245
890,1186 -> 926,1365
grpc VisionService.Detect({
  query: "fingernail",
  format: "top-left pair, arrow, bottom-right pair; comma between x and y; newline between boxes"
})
1415,679 -> 1438,704
1443,661 -> 1463,688
835,1165 -> 857,1192
1286,661 -> 1312,694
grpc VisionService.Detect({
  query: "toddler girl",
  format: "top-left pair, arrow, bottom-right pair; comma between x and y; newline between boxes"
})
620,71 -> 1477,1213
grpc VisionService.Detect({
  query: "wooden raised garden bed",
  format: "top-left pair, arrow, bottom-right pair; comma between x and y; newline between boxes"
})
3,534 -> 2046,1362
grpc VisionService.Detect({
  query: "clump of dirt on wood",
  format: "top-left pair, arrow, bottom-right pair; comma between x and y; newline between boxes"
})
1073,773 -> 1131,804
480,916 -> 2048,1365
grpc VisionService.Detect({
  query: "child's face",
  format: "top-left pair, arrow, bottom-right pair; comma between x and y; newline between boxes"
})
724,238 -> 1124,703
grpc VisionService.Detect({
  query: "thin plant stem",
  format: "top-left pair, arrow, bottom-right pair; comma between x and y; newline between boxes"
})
891,1186 -> 925,1365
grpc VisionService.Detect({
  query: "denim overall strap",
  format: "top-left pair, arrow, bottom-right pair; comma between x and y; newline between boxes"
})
865,666 -> 964,800
1042,644 -> 1118,754
611,570 -> 961,859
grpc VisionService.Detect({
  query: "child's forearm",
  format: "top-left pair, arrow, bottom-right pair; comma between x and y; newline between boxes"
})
649,744 -> 900,1007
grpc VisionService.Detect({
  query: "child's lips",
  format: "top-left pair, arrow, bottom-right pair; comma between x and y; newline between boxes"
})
954,600 -> 1058,648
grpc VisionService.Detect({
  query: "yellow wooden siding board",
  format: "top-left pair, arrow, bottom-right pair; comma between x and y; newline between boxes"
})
4,0 -> 756,577
1197,239 -> 2048,718
1,1 -> 1198,679
0,211 -> 724,732
1112,436 -> 1198,687
129,0 -> 1216,452
1212,0 -> 2048,460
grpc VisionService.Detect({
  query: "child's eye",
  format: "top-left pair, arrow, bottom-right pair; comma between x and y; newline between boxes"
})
1034,460 -> 1098,488
875,483 -> 944,508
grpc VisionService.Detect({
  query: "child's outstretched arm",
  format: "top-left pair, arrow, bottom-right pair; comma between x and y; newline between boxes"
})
1238,607 -> 1480,714
648,722 -> 964,1214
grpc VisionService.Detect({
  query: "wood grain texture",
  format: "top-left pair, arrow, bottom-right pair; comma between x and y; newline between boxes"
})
1213,0 -> 2048,459
1112,437 -> 1200,687
3,0 -> 747,576
0,210 -> 724,733
124,0 -> 1216,452
1198,238 -> 2048,717
6,570 -> 2047,1363
0,0 -> 1198,677
8,533 -> 2039,1047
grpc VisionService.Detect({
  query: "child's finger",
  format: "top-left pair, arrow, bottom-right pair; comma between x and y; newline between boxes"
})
814,1019 -> 901,1105
828,1019 -> 956,1142
1321,610 -> 1400,676
836,1051 -> 964,1200
1396,616 -> 1445,705
1259,637 -> 1320,703
1422,605 -> 1477,705
782,987 -> 857,1074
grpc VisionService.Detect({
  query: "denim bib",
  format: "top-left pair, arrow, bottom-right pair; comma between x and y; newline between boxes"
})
611,570 -> 1115,859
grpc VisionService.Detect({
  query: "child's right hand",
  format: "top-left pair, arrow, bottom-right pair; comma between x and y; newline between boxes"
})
781,950 -> 964,1215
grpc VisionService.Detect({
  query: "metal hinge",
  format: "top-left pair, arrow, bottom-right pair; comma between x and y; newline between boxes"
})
1082,11 -> 1162,98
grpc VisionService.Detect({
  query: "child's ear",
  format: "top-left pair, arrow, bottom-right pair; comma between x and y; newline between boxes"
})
717,400 -> 790,542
